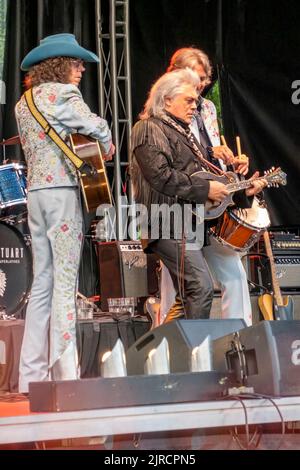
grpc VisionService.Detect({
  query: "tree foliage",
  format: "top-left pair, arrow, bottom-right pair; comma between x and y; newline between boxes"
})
206,80 -> 224,135
0,0 -> 7,80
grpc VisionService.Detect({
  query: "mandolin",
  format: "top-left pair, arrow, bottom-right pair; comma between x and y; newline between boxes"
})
69,133 -> 112,213
258,230 -> 294,321
191,167 -> 287,220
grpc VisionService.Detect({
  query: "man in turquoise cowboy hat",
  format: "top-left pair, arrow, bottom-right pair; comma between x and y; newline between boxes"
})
15,33 -> 114,393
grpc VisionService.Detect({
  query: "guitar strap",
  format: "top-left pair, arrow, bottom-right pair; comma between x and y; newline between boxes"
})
162,114 -> 225,175
24,88 -> 85,171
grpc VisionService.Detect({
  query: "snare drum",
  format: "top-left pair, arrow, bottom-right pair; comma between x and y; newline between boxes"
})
0,163 -> 27,209
0,221 -> 32,314
211,198 -> 271,252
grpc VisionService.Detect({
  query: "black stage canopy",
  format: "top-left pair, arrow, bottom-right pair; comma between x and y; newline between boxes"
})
1,0 -> 300,225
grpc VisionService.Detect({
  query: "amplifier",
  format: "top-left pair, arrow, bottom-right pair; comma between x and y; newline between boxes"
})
97,241 -> 159,311
245,254 -> 300,291
271,232 -> 300,253
273,256 -> 300,289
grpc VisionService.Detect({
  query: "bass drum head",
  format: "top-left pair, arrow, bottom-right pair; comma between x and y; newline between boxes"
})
231,197 -> 271,229
0,221 -> 32,315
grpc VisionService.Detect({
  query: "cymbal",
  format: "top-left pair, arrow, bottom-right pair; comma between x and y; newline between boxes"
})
0,135 -> 20,146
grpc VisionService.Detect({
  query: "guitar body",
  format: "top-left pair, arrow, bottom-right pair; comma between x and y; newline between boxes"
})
274,296 -> 294,321
191,171 -> 240,219
70,133 -> 112,213
258,293 -> 294,321
144,296 -> 161,330
258,231 -> 295,321
258,293 -> 274,320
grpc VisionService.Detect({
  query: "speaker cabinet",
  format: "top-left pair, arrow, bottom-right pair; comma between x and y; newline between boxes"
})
244,254 -> 300,291
97,241 -> 158,311
213,321 -> 300,396
126,319 -> 246,375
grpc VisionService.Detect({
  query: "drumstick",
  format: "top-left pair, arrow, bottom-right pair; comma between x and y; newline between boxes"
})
221,135 -> 227,147
235,136 -> 248,162
236,136 -> 242,156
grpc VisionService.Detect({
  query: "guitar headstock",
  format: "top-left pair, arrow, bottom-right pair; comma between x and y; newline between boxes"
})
264,167 -> 287,187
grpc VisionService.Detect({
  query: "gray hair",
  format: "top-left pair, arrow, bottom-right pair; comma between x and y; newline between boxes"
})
140,68 -> 200,120
167,47 -> 212,84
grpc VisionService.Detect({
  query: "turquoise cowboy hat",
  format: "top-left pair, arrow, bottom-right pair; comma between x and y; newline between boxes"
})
21,33 -> 99,71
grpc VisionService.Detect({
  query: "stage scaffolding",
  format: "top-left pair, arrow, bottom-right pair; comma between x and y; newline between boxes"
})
95,0 -> 133,239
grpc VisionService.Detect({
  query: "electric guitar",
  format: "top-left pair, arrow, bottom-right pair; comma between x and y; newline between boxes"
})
69,134 -> 112,213
258,230 -> 294,320
144,296 -> 161,330
191,167 -> 287,220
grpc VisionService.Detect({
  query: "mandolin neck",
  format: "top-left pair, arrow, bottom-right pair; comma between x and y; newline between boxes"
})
227,175 -> 267,193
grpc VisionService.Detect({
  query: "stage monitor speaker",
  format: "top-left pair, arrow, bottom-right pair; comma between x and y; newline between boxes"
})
97,241 -> 159,311
213,320 -> 300,396
126,319 -> 246,375
29,371 -> 235,412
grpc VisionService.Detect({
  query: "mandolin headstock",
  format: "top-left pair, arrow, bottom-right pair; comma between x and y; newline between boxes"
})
264,167 -> 287,187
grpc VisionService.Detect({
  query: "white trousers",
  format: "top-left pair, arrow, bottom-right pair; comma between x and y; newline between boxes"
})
19,187 -> 83,393
160,235 -> 252,326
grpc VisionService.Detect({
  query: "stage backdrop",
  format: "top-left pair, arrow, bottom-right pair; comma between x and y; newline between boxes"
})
1,0 -> 300,225
130,0 -> 300,226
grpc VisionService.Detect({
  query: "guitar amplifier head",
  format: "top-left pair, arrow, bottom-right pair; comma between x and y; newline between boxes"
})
273,256 -> 300,289
246,254 -> 300,292
97,241 -> 159,311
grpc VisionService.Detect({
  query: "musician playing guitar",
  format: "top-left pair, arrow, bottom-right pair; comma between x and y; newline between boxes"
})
131,66 -> 267,329
15,33 -> 114,394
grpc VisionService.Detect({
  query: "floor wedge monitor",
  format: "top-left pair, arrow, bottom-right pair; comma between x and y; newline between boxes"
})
213,320 -> 300,396
126,319 -> 246,375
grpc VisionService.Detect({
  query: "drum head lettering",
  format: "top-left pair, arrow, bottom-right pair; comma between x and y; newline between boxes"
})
0,222 -> 32,314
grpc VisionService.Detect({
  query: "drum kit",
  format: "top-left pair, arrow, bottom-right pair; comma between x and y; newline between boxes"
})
0,136 -> 32,317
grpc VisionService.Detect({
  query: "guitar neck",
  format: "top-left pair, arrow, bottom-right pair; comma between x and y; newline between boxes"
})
263,230 -> 284,306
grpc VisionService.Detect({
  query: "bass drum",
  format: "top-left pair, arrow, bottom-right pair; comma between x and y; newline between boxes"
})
211,198 -> 271,252
0,221 -> 32,315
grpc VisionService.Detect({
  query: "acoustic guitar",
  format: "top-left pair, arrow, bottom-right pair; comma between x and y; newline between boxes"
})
191,167 -> 287,220
258,230 -> 294,320
69,133 -> 112,213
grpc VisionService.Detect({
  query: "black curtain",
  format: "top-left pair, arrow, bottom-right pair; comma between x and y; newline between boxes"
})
130,0 -> 300,226
130,0 -> 219,122
2,0 -> 300,225
219,0 -> 300,225
1,0 -> 99,160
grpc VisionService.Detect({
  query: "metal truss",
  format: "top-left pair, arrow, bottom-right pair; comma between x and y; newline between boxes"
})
95,0 -> 133,238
